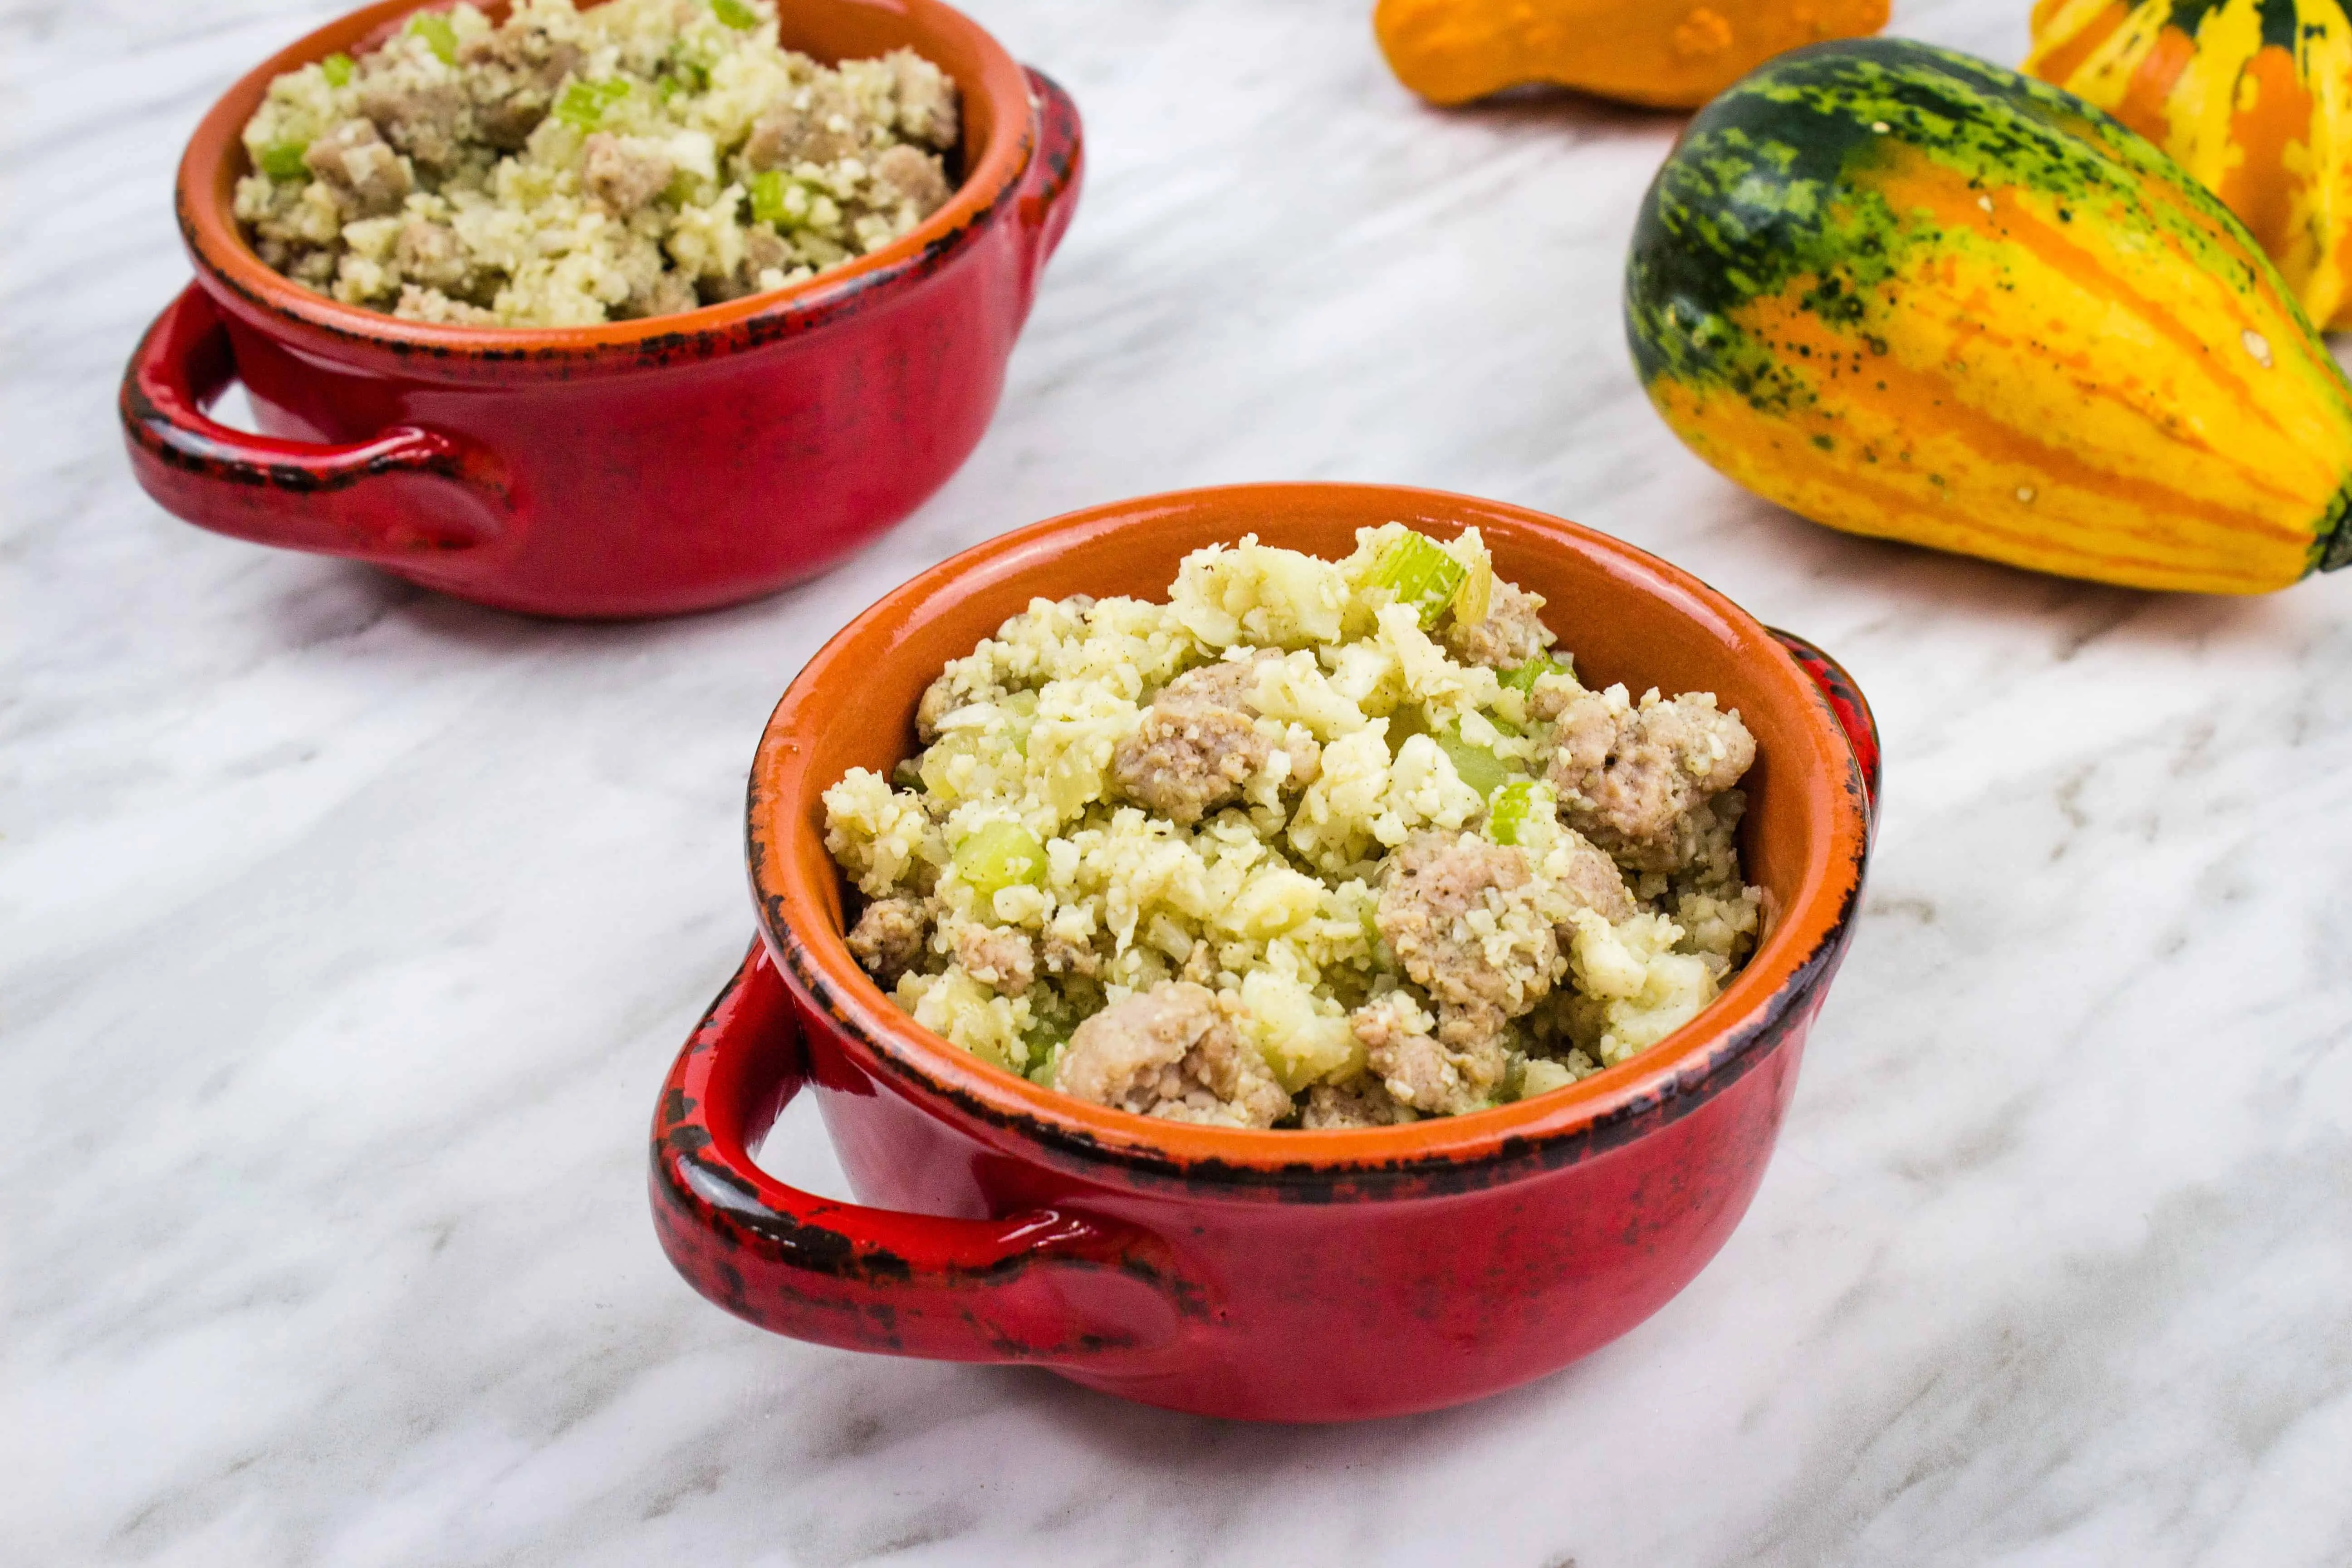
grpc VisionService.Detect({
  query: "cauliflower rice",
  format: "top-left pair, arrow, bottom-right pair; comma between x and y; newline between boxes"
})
235,0 -> 960,326
823,527 -> 1767,1131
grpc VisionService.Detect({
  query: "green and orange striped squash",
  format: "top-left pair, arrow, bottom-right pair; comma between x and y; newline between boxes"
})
1626,37 -> 2352,593
2026,0 -> 2352,331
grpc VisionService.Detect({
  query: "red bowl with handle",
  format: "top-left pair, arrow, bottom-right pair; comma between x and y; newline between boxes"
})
650,483 -> 1880,1421
118,0 -> 1081,619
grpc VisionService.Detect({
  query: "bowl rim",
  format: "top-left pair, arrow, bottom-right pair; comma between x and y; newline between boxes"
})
749,483 -> 1873,1188
174,0 -> 1039,365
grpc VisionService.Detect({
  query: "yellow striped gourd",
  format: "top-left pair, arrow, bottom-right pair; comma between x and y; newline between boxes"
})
1626,38 -> 2352,593
2028,0 -> 2352,331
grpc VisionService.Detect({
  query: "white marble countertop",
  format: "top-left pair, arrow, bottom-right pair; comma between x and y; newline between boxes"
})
9,0 -> 2352,1561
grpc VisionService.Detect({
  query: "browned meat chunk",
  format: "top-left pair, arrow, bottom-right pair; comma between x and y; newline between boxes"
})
914,673 -> 965,744
1112,710 -> 1263,825
393,217 -> 467,290
1299,1076 -> 1415,1129
871,143 -> 949,219
743,82 -> 860,169
627,270 -> 699,318
847,896 -> 930,985
458,25 -> 580,148
954,925 -> 1035,994
1110,656 -> 1313,826
1040,930 -> 1100,979
303,119 -> 412,215
1552,825 -> 1638,922
582,133 -> 673,214
1375,832 -> 1556,1034
1544,691 -> 1756,872
1054,982 -> 1289,1127
360,78 -> 468,170
1351,993 -> 1506,1116
891,48 -> 959,148
743,225 -> 792,279
1443,579 -> 1553,671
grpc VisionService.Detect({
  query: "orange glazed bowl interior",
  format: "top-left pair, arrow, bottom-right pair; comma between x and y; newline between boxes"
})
748,483 -> 1874,1180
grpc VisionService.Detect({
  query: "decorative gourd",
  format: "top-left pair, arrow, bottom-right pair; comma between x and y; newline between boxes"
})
1625,38 -> 2352,593
2025,0 -> 2352,330
1373,0 -> 1890,109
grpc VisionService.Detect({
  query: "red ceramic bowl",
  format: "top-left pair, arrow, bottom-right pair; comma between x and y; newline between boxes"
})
650,483 -> 1880,1422
118,0 -> 1080,618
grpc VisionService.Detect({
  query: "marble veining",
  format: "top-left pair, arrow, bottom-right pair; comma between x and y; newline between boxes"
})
5,0 -> 2352,1563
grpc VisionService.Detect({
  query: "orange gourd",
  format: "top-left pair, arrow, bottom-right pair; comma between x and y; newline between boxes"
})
1373,0 -> 1891,110
2026,0 -> 2352,329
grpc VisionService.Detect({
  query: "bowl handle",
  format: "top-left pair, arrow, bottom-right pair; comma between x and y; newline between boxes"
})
650,942 -> 1196,1367
1769,627 -> 1881,836
1015,67 -> 1083,299
118,284 -> 512,567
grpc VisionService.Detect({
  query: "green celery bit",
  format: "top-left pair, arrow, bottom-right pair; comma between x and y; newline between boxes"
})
407,10 -> 458,63
1499,654 -> 1566,694
1382,704 -> 1429,754
257,139 -> 310,180
321,51 -> 355,87
748,169 -> 790,225
1364,532 -> 1467,629
954,822 -> 1046,900
1486,778 -> 1541,845
1002,690 -> 1039,757
711,0 -> 759,28
554,77 -> 630,129
1436,721 -> 1510,799
1019,1023 -> 1065,1080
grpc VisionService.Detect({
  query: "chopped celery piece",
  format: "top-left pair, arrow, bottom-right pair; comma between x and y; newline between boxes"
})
1436,721 -> 1509,799
1499,654 -> 1566,694
257,139 -> 310,180
1001,689 -> 1039,757
554,77 -> 630,129
748,169 -> 791,225
321,51 -> 355,87
1363,532 -> 1466,628
1019,1023 -> 1065,1079
1382,704 -> 1429,755
711,0 -> 759,28
953,822 -> 1046,899
657,48 -> 710,97
1486,778 -> 1542,845
1451,552 -> 1492,629
407,10 -> 458,63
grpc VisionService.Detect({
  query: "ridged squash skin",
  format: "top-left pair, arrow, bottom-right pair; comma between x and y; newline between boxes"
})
2026,0 -> 2352,331
1373,0 -> 1890,110
1627,38 -> 2352,593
